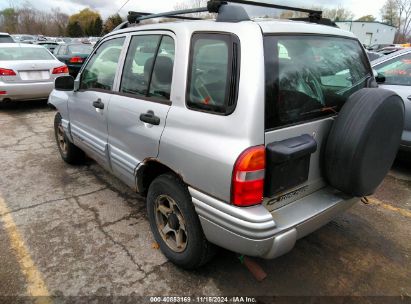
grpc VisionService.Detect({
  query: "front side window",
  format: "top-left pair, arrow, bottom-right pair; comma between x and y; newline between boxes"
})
80,37 -> 125,91
186,33 -> 239,114
120,35 -> 175,100
375,53 -> 411,86
264,35 -> 372,129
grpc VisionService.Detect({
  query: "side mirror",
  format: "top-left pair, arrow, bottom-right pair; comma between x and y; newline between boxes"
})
375,72 -> 386,84
55,75 -> 74,91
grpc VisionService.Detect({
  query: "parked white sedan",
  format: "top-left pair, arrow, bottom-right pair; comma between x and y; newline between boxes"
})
0,43 -> 69,102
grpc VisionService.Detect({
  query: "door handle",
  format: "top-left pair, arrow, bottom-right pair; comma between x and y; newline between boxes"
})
140,110 -> 160,126
93,99 -> 104,109
407,95 -> 411,101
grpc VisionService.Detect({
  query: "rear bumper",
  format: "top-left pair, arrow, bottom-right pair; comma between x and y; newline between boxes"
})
0,81 -> 54,102
190,187 -> 358,259
400,129 -> 411,152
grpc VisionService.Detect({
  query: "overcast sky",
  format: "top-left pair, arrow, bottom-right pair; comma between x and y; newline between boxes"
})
2,0 -> 387,20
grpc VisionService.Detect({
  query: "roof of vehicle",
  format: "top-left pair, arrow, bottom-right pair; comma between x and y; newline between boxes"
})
0,43 -> 47,48
109,19 -> 355,39
0,32 -> 11,36
371,47 -> 411,65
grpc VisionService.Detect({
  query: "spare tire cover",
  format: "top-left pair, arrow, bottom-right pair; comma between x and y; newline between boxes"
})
325,88 -> 404,197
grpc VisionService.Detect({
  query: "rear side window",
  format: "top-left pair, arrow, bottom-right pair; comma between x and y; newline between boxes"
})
120,35 -> 175,101
187,33 -> 240,115
264,35 -> 371,130
375,53 -> 411,86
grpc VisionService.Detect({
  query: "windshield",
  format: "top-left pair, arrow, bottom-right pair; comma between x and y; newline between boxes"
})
0,35 -> 14,43
0,47 -> 54,60
264,35 -> 371,129
68,44 -> 93,55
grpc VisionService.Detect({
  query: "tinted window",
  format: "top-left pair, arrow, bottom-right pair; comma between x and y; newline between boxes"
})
375,53 -> 411,86
68,44 -> 93,55
0,47 -> 54,60
80,37 -> 125,91
120,35 -> 175,100
187,34 -> 239,114
58,45 -> 67,55
264,36 -> 371,129
0,35 -> 14,43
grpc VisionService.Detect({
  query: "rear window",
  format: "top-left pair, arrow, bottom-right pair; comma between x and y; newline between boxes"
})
0,47 -> 54,60
264,35 -> 371,130
0,35 -> 14,43
68,44 -> 93,55
186,33 -> 240,115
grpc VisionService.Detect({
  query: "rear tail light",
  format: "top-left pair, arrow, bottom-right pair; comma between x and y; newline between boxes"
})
69,56 -> 83,63
0,68 -> 16,76
0,91 -> 6,95
231,145 -> 266,207
52,65 -> 69,74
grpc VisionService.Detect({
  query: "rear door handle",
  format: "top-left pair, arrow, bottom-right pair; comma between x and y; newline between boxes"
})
407,95 -> 411,101
93,99 -> 104,109
140,110 -> 160,126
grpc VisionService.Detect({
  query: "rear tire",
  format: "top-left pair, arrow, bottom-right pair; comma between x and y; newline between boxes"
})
147,173 -> 215,269
54,113 -> 84,165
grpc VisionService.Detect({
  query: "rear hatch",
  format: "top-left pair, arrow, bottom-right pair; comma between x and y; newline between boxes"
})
262,34 -> 373,211
0,60 -> 59,83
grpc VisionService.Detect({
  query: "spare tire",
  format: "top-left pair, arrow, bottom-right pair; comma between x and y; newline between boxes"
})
325,88 -> 404,197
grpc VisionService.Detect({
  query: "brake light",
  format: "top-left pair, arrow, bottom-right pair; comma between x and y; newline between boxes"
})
0,91 -> 6,95
231,145 -> 266,207
52,65 -> 69,74
69,56 -> 83,63
0,68 -> 16,76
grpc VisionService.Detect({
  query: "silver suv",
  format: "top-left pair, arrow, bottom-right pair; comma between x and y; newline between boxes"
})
49,1 -> 405,269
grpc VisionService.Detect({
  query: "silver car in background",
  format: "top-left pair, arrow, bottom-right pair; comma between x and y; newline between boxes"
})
0,43 -> 69,103
372,48 -> 411,153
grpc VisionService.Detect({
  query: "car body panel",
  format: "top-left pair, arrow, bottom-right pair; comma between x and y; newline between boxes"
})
0,43 -> 68,101
372,49 -> 411,151
49,19 -> 365,259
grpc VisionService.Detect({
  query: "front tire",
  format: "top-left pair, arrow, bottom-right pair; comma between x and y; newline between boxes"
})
54,113 -> 84,165
147,173 -> 215,269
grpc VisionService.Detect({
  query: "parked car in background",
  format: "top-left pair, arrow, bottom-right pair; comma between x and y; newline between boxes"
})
378,46 -> 404,55
0,33 -> 14,43
367,43 -> 395,52
0,43 -> 69,103
53,43 -> 93,77
372,48 -> 411,153
366,50 -> 384,61
19,35 -> 37,44
36,41 -> 59,53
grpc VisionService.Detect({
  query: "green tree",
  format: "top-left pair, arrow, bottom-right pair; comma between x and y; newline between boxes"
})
66,21 -> 83,37
0,8 -> 18,33
69,8 -> 102,36
356,15 -> 376,22
102,14 -> 123,34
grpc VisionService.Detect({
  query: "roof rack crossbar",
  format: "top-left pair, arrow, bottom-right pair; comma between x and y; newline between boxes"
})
129,11 -> 202,21
135,7 -> 209,22
221,0 -> 322,16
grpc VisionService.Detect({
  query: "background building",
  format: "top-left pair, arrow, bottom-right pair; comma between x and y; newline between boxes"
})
336,21 -> 396,46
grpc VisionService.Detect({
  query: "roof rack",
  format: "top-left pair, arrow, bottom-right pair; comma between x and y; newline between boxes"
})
114,0 -> 326,31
